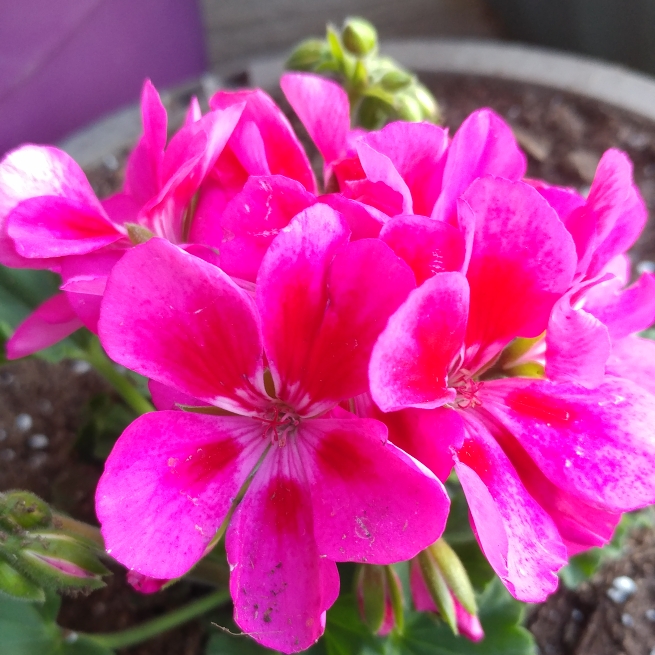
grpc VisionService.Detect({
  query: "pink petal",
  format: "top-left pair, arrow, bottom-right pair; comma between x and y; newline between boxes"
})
7,196 -> 123,258
370,272 -> 468,412
431,109 -> 526,224
319,194 -> 384,239
459,177 -> 577,371
226,445 -> 340,653
343,179 -> 407,218
148,380 -> 208,411
380,214 -> 466,284
97,412 -> 267,578
185,96 -> 202,126
455,415 -> 566,602
99,238 -> 267,414
101,192 -> 141,226
256,205 -> 350,412
363,121 -> 449,216
210,88 -> 317,194
545,287 -> 611,387
215,175 -> 315,282
6,293 -> 83,359
482,377 -> 655,512
300,239 -> 416,413
280,72 -> 350,167
124,79 -> 168,206
606,336 -> 655,396
299,418 -> 450,563
186,184 -> 232,248
127,571 -> 169,595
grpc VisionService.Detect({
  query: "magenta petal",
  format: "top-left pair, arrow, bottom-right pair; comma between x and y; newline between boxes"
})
7,196 -> 122,258
256,205 -> 350,411
280,72 -> 350,167
300,418 -> 449,563
148,380 -> 208,411
483,377 -> 655,512
380,214 -> 466,284
210,87 -> 317,194
606,336 -> 655,396
370,272 -> 468,412
460,177 -> 576,371
301,239 -> 416,411
432,109 -> 526,224
226,445 -> 339,653
217,175 -> 316,282
97,412 -> 267,579
456,417 -> 566,602
99,238 -> 266,413
6,293 -> 83,359
319,194 -> 384,240
124,79 -> 167,205
545,289 -> 611,387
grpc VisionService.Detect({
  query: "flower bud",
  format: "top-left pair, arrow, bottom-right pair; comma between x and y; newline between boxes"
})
0,559 -> 45,602
412,540 -> 483,641
1,490 -> 52,529
286,38 -> 329,71
356,564 -> 404,636
342,17 -> 378,56
126,222 -> 154,246
414,84 -> 441,123
395,93 -> 424,123
380,69 -> 413,91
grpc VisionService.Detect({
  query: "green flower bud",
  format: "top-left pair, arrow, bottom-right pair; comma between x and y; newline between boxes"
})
126,223 -> 154,246
395,93 -> 424,122
286,38 -> 329,71
429,539 -> 477,616
417,548 -> 457,635
357,95 -> 394,130
414,84 -> 440,122
380,69 -> 413,91
1,491 -> 52,530
0,559 -> 45,602
356,564 -> 404,636
342,17 -> 377,56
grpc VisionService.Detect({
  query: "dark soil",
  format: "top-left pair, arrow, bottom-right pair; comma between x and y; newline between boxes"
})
2,71 -> 655,654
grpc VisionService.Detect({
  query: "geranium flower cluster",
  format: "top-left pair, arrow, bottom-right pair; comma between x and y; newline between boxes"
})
2,72 -> 655,653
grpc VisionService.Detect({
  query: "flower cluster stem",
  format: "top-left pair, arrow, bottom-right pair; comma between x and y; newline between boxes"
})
81,589 -> 231,649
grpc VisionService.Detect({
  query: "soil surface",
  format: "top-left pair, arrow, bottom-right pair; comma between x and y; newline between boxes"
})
2,71 -> 655,654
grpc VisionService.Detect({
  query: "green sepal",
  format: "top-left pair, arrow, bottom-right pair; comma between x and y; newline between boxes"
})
356,565 -> 387,634
385,565 -> 405,635
0,560 -> 46,602
416,550 -> 457,635
429,539 -> 477,616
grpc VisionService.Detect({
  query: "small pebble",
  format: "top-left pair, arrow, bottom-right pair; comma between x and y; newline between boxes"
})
608,576 -> 638,603
650,648 -> 655,655
507,104 -> 521,120
28,434 -> 49,450
622,613 -> 635,627
15,413 -> 33,432
29,453 -> 48,469
571,608 -> 584,622
37,399 -> 53,415
0,370 -> 14,385
645,608 -> 655,621
0,448 -> 16,461
0,428 -> 6,442
102,154 -> 119,171
71,360 -> 92,375
637,260 -> 655,274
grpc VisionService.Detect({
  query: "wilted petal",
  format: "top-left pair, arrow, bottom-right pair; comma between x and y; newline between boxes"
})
226,445 -> 340,653
6,293 -> 83,359
370,272 -> 468,412
431,109 -> 526,224
97,412 -> 267,579
99,238 -> 266,414
455,416 -> 566,602
482,377 -> 655,512
459,177 -> 576,371
299,418 -> 450,563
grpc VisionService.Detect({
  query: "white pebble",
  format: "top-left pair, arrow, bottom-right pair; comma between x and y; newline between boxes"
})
0,428 -> 6,442
622,613 -> 635,627
15,413 -> 33,432
28,434 -> 49,450
607,576 -> 637,603
0,449 -> 16,461
645,608 -> 655,621
650,648 -> 655,655
71,360 -> 92,375
637,260 -> 655,274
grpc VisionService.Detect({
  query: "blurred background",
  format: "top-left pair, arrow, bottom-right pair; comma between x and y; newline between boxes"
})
2,0 -> 655,156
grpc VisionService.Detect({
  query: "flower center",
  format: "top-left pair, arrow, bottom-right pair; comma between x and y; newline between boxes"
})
450,368 -> 483,410
259,405 -> 301,447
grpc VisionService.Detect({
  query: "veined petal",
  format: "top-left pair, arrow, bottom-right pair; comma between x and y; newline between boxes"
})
370,272 -> 468,412
226,443 -> 339,653
459,177 -> 577,371
481,377 -> 655,512
99,238 -> 267,414
380,214 -> 466,284
97,412 -> 267,579
6,293 -> 83,359
217,175 -> 315,282
280,72 -> 350,167
299,418 -> 450,563
455,416 -> 566,601
256,205 -> 350,412
431,109 -> 526,224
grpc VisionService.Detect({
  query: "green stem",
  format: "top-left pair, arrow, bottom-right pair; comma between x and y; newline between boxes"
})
83,589 -> 231,649
81,337 -> 154,415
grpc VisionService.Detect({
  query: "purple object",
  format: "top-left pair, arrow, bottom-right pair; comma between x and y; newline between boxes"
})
0,0 -> 207,156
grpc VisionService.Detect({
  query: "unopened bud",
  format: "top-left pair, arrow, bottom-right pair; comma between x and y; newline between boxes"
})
286,39 -> 329,71
380,69 -> 413,91
126,223 -> 154,246
357,95 -> 394,130
1,491 -> 52,529
342,17 -> 377,56
395,93 -> 424,122
0,559 -> 45,602
414,84 -> 440,122
356,564 -> 404,636
429,539 -> 477,616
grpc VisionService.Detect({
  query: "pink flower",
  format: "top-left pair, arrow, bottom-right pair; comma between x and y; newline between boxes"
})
96,205 -> 449,653
126,571 -> 168,595
370,176 -> 655,601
